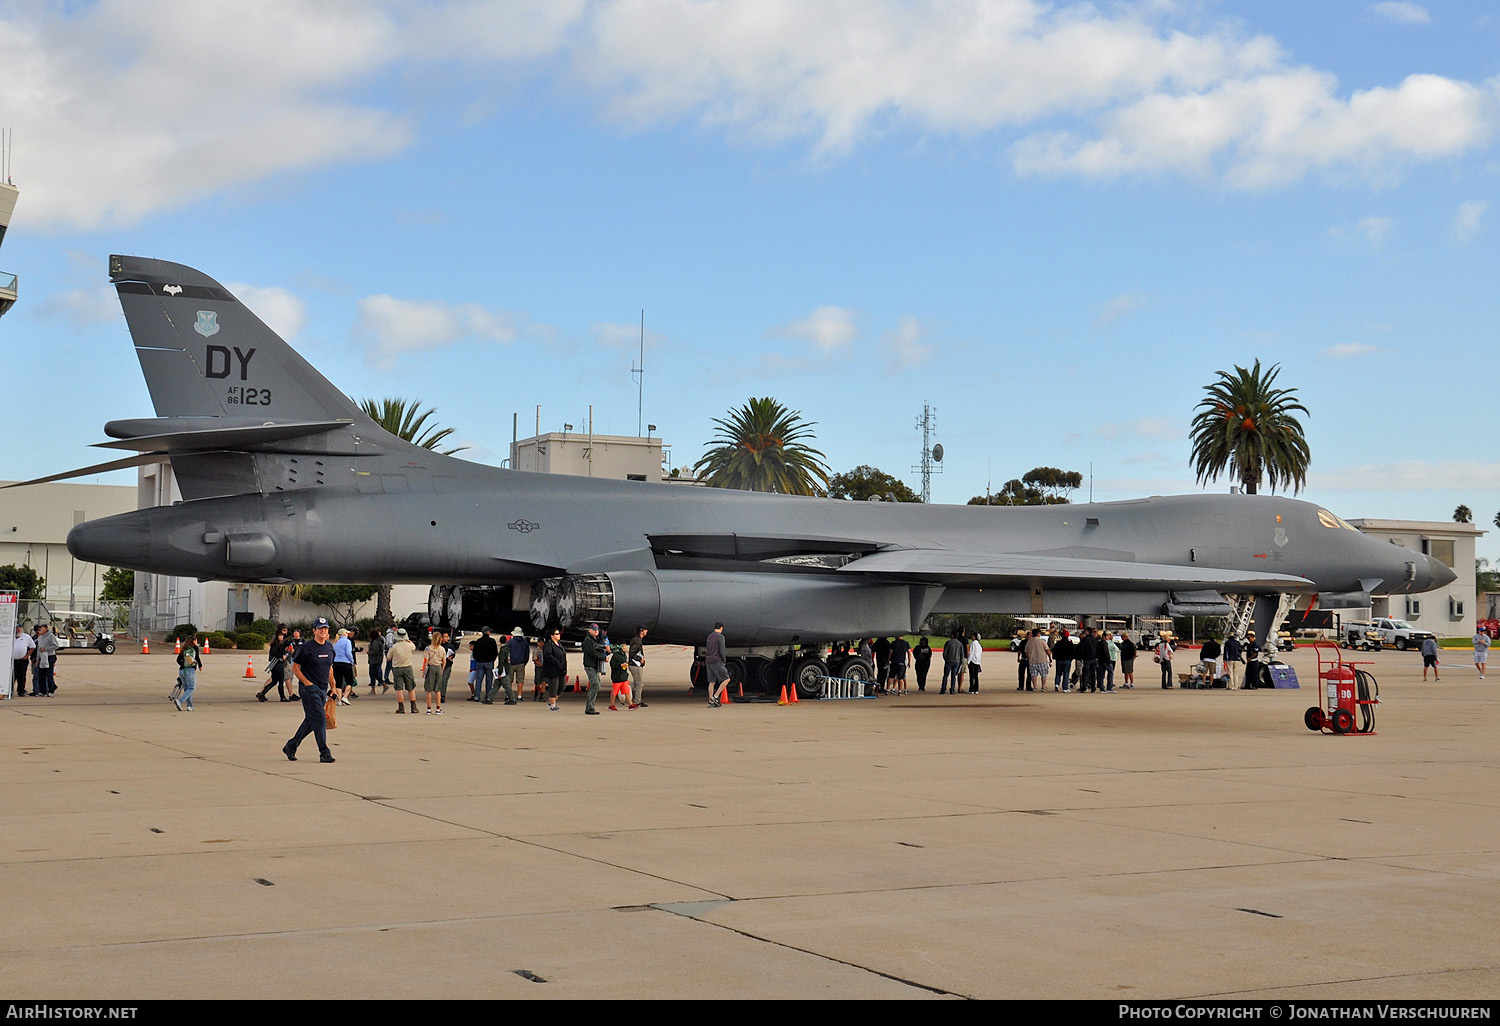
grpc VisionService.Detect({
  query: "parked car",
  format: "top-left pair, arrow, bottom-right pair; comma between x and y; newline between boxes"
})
1370,617 -> 1436,651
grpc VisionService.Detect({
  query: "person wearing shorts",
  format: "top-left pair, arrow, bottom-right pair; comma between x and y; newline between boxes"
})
1420,636 -> 1440,682
423,635 -> 448,713
1473,630 -> 1490,680
1024,630 -> 1051,692
889,636 -> 910,696
388,628 -> 418,714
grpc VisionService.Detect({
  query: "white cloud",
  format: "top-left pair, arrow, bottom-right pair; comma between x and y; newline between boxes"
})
226,283 -> 306,341
1096,418 -> 1178,441
1370,3 -> 1430,25
1313,460 -> 1500,492
5,0 -> 1495,230
1330,215 -> 1394,248
355,293 -> 552,368
1452,199 -> 1488,243
1093,292 -> 1146,328
771,305 -> 858,353
1321,342 -> 1381,359
1,1 -> 415,229
879,315 -> 932,371
1016,71 -> 1493,189
38,285 -> 120,327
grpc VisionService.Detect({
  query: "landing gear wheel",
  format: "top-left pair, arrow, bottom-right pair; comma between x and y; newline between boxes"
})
838,656 -> 875,695
725,658 -> 746,698
1304,707 -> 1326,732
792,657 -> 827,700
1330,707 -> 1355,734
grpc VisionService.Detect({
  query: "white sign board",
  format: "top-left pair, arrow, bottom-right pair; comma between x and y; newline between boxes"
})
0,592 -> 17,698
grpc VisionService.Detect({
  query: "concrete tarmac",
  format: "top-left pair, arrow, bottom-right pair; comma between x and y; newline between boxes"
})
3,643 -> 1497,1000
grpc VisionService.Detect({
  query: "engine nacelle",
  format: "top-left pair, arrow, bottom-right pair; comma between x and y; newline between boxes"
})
542,569 -> 921,646
428,584 -> 522,633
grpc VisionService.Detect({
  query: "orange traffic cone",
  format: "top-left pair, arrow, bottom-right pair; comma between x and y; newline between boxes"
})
778,684 -> 789,706
202,637 -> 212,656
173,637 -> 181,656
788,682 -> 799,703
141,636 -> 150,655
243,655 -> 256,679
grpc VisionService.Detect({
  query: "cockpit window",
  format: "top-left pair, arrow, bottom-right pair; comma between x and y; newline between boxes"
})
1317,509 -> 1356,530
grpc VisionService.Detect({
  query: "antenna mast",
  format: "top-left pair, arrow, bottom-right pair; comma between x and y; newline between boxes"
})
631,309 -> 644,436
911,401 -> 942,503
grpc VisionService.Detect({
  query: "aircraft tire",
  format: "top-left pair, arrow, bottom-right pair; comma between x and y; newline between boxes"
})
792,657 -> 827,700
745,656 -> 777,692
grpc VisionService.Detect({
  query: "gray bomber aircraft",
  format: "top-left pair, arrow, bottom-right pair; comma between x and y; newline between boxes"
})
34,255 -> 1454,695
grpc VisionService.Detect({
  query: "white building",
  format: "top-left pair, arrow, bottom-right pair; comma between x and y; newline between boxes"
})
0,481 -> 137,609
509,430 -> 673,481
1346,518 -> 1484,637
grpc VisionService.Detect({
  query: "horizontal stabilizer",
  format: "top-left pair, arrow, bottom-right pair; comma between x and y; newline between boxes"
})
95,418 -> 355,453
2,452 -> 169,489
839,549 -> 1311,591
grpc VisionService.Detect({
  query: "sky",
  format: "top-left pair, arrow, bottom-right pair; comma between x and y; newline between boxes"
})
1,0 -> 1497,563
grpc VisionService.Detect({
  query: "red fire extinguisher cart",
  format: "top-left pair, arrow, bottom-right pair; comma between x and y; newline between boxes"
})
1305,641 -> 1379,735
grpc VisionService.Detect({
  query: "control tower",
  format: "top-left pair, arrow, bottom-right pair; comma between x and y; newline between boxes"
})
0,180 -> 16,320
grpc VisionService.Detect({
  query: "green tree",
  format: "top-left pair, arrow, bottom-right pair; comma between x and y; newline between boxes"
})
967,468 -> 1081,505
99,567 -> 134,602
923,613 -> 1023,641
828,465 -> 921,502
693,397 -> 830,495
1455,505 -> 1473,523
359,397 -> 467,456
299,584 -> 378,631
0,564 -> 44,600
1189,360 -> 1310,494
1476,558 -> 1499,595
252,584 -> 308,624
359,396 -> 466,623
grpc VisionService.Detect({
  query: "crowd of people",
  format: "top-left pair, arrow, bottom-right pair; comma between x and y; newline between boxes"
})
250,619 -> 655,758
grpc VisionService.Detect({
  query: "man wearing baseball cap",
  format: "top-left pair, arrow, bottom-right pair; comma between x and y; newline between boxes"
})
580,622 -> 606,715
388,627 -> 419,713
283,617 -> 337,763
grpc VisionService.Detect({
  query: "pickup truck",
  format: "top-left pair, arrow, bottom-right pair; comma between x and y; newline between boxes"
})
1370,617 -> 1436,651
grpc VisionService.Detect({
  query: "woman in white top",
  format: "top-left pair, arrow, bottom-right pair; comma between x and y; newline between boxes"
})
967,636 -> 983,694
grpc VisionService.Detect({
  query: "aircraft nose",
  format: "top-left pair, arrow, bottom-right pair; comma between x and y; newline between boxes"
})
1426,555 -> 1457,590
68,514 -> 151,568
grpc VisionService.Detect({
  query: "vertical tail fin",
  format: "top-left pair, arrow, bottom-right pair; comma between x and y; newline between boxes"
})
109,254 -> 363,423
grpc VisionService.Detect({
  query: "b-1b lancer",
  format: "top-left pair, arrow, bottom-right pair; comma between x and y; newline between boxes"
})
38,256 -> 1453,695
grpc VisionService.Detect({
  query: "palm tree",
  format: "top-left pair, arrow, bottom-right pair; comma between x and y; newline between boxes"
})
252,583 -> 308,623
693,397 -> 831,496
360,397 -> 467,456
359,397 -> 466,622
1189,360 -> 1310,495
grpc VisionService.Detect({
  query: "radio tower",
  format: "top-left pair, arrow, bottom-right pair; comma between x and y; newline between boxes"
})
911,402 -> 942,503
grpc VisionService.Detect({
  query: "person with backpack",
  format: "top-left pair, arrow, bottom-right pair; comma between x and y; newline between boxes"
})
257,625 -> 290,702
175,634 -> 203,711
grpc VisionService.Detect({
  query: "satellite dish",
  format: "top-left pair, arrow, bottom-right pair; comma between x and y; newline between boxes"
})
931,443 -> 944,462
